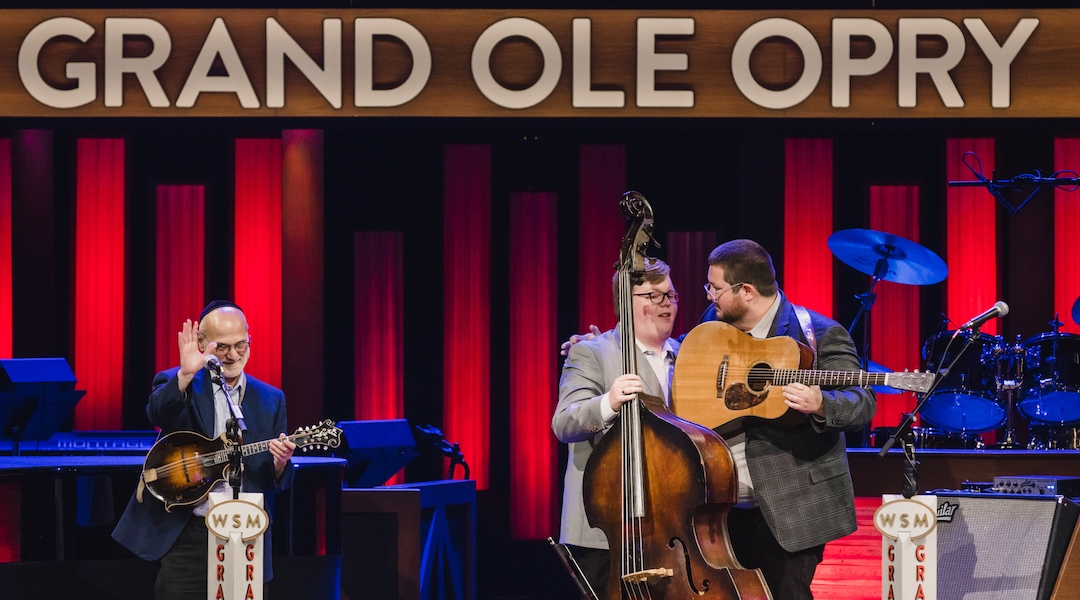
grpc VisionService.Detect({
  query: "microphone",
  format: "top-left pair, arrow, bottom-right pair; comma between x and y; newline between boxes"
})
204,354 -> 223,380
958,301 -> 1009,330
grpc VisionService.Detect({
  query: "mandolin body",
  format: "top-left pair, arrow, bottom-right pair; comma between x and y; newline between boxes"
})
142,430 -> 232,511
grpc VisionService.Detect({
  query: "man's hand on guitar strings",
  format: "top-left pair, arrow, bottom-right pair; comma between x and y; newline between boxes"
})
782,382 -> 825,417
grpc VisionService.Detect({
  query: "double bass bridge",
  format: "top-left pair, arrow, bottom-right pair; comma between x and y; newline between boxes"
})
621,568 -> 673,584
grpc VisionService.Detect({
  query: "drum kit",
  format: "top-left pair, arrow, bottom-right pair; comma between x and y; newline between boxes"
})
829,228 -> 1080,450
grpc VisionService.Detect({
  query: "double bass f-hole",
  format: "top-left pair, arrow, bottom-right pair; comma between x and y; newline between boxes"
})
581,191 -> 771,600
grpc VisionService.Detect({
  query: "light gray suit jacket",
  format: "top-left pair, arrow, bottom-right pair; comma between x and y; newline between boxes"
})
552,327 -> 678,549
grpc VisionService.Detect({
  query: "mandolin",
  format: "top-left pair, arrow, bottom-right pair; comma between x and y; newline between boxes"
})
672,321 -> 935,438
141,419 -> 342,511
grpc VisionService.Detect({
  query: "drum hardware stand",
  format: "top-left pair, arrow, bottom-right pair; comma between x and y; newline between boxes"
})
880,330 -> 981,497
847,254 -> 891,370
1026,315 -> 1065,449
992,335 -> 1025,450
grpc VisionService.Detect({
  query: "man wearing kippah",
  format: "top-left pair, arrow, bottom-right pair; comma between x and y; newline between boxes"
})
112,301 -> 296,600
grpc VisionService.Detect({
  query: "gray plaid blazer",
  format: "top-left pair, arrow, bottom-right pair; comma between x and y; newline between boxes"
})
703,293 -> 877,552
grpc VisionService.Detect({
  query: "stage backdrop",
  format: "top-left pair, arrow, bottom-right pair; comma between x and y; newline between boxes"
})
0,9 -> 1070,118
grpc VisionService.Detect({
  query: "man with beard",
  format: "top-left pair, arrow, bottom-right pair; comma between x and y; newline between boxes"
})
559,240 -> 876,600
700,239 -> 875,600
552,257 -> 679,596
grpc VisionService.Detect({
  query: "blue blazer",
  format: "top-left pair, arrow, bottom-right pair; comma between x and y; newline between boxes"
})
112,367 -> 294,580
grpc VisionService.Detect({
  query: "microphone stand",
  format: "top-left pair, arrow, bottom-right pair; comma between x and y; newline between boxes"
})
879,328 -> 982,498
219,376 -> 246,499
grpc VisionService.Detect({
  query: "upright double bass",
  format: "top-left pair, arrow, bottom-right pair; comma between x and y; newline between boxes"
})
581,192 -> 770,600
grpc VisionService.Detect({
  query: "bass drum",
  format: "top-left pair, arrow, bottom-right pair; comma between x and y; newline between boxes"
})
1020,332 -> 1080,425
919,330 -> 1006,433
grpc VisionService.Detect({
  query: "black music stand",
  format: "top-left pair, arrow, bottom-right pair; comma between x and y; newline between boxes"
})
337,419 -> 419,488
0,358 -> 86,456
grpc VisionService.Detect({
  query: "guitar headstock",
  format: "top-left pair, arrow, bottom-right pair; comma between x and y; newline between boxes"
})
885,371 -> 936,394
292,419 -> 343,452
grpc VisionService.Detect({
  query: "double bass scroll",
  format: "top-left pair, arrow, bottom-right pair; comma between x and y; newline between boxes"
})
580,191 -> 771,600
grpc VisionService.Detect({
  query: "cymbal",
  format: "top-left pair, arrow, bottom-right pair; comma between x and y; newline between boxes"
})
828,229 -> 948,285
866,360 -> 903,394
1072,296 -> 1080,328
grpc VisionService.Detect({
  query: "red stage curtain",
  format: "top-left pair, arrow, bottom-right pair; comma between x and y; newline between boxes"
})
74,139 -> 125,430
353,231 -> 406,484
578,145 -> 626,332
444,144 -> 491,490
509,191 -> 558,540
946,139 -> 998,336
353,231 -> 405,485
666,231 -> 717,338
234,138 -> 283,389
1054,138 -> 1080,335
869,186 -> 921,429
0,482 -> 16,562
155,185 -> 205,372
783,138 -> 834,318
0,139 -> 10,358
282,129 -> 324,427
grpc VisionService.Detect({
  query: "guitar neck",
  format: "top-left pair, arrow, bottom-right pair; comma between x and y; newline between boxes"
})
772,369 -> 887,388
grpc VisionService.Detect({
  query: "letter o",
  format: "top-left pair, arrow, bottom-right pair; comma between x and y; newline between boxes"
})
471,18 -> 562,109
731,18 -> 822,110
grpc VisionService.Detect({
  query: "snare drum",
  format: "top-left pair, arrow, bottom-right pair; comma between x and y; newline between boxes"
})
1020,332 -> 1080,425
919,330 -> 1006,433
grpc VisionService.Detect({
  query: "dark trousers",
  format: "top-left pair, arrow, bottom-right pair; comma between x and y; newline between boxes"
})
156,517 -> 269,600
727,507 -> 824,600
156,517 -> 210,600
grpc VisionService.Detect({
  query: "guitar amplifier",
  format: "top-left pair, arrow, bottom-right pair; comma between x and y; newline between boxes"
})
993,475 -> 1080,498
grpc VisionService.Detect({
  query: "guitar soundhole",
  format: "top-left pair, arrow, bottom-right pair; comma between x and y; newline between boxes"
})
747,363 -> 773,392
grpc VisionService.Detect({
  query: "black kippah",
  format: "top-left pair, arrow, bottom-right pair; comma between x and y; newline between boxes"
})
199,300 -> 241,321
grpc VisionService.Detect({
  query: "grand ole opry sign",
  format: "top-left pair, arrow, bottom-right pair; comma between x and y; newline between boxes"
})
0,9 -> 1073,117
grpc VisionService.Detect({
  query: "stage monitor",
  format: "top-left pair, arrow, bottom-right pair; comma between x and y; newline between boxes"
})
0,358 -> 86,453
337,419 -> 418,488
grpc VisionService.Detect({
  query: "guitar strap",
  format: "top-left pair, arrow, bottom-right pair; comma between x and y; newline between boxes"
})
791,303 -> 818,369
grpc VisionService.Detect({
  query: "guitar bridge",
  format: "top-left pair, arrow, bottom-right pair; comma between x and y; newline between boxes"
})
716,355 -> 729,398
142,468 -> 158,483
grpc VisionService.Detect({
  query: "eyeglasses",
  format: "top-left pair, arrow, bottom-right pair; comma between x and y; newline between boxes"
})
212,339 -> 250,355
704,282 -> 745,299
632,290 -> 679,305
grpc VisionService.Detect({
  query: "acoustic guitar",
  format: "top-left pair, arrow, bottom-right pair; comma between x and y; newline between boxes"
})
671,321 -> 935,437
141,419 -> 342,511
